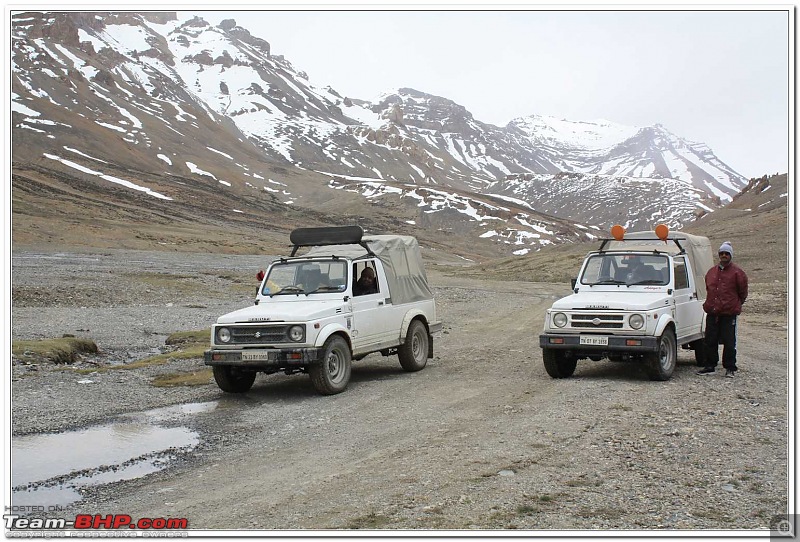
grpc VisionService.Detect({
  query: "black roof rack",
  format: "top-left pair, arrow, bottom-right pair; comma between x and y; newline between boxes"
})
598,236 -> 685,254
289,226 -> 374,257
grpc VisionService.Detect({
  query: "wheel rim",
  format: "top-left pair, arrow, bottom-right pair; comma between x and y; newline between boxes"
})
412,328 -> 426,362
659,337 -> 675,372
326,348 -> 344,383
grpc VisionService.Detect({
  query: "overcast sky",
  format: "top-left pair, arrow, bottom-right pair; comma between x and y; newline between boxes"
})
188,8 -> 790,179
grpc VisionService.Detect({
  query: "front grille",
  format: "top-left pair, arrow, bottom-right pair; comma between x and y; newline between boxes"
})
229,325 -> 291,344
571,314 -> 624,329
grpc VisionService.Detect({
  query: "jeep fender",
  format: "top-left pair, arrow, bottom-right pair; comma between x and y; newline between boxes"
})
400,310 -> 428,342
654,314 -> 676,337
314,323 -> 352,350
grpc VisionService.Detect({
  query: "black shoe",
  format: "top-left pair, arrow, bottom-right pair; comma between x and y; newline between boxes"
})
697,367 -> 716,375
725,369 -> 736,378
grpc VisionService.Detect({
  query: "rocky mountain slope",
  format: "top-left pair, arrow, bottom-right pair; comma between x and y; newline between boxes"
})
11,11 -> 757,258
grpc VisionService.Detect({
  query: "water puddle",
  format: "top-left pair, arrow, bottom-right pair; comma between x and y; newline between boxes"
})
11,401 -> 219,509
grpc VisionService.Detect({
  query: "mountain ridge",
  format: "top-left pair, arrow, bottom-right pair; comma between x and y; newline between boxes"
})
11,11 -> 762,258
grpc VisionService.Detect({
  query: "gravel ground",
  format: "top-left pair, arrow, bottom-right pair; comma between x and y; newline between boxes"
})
9,248 -> 790,533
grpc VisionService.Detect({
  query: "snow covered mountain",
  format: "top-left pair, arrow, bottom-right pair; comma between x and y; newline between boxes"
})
10,12 -> 751,256
506,116 -> 744,201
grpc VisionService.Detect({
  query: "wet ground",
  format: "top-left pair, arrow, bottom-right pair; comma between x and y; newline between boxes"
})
12,402 -> 220,508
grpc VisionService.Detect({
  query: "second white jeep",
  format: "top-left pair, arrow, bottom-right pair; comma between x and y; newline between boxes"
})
539,225 -> 714,381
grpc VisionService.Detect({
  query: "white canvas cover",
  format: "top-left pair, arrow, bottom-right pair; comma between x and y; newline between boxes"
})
305,235 -> 434,305
602,231 -> 714,298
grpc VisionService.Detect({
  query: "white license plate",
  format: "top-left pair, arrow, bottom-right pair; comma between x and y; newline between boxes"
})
580,335 -> 609,346
242,350 -> 277,362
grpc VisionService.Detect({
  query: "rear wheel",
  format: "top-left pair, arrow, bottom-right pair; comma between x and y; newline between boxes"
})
398,320 -> 429,372
542,349 -> 577,378
645,329 -> 677,381
213,366 -> 256,393
309,335 -> 352,395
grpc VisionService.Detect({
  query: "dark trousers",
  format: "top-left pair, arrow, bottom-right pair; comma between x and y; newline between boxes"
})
704,314 -> 738,370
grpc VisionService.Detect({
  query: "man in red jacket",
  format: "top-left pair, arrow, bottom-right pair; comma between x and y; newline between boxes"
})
697,241 -> 749,377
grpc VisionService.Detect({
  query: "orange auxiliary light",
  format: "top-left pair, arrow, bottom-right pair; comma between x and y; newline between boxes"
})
655,224 -> 669,241
610,224 -> 625,241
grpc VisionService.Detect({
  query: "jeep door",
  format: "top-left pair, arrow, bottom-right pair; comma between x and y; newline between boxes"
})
673,256 -> 703,341
350,260 -> 386,351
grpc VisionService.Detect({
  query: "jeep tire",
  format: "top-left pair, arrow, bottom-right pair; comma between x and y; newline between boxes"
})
398,320 -> 429,372
645,329 -> 677,381
213,366 -> 257,393
310,335 -> 352,395
542,349 -> 577,378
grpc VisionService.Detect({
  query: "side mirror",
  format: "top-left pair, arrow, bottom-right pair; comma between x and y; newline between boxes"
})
571,278 -> 577,290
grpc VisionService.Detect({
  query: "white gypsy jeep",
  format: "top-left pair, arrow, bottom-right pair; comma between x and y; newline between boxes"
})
204,226 -> 442,395
539,225 -> 714,381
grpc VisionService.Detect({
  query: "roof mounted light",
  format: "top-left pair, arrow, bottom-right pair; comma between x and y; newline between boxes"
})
610,224 -> 625,241
655,224 -> 669,241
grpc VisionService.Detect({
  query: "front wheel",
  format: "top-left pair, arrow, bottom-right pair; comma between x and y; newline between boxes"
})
398,320 -> 429,372
309,335 -> 352,395
542,349 -> 577,378
645,329 -> 677,381
213,366 -> 256,393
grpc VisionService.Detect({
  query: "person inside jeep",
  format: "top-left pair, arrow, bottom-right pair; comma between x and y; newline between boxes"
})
625,258 -> 658,283
353,266 -> 378,296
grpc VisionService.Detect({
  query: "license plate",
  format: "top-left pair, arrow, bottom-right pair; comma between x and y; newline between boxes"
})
242,350 -> 277,362
580,335 -> 609,346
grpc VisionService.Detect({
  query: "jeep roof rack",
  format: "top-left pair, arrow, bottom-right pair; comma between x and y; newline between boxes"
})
598,236 -> 686,254
289,225 -> 375,257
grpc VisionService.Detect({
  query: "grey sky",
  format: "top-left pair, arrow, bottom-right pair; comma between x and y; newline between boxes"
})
192,8 -> 790,179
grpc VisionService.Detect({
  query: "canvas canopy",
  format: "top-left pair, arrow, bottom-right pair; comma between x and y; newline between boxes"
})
305,235 -> 433,305
600,231 -> 714,299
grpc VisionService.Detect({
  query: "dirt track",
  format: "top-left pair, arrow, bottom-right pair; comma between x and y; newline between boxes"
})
10,250 -> 789,532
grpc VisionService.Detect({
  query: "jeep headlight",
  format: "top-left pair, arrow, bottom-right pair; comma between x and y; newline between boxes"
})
629,314 -> 645,330
552,312 -> 568,328
288,325 -> 305,342
217,327 -> 231,343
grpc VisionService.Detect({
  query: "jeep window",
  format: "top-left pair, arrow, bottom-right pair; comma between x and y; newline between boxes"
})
352,260 -> 380,296
581,254 -> 670,286
262,260 -> 348,296
673,257 -> 690,290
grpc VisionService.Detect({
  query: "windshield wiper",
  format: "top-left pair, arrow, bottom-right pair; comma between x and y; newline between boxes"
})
271,286 -> 305,296
305,286 -> 345,294
628,280 -> 664,286
589,278 -> 626,286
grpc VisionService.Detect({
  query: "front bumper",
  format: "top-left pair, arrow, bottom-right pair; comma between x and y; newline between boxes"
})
204,347 -> 323,367
539,334 -> 659,353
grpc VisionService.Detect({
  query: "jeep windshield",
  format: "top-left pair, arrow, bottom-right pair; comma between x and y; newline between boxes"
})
580,253 -> 670,287
262,260 -> 348,296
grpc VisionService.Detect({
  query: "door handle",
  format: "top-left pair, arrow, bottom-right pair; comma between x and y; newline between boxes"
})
378,301 -> 384,306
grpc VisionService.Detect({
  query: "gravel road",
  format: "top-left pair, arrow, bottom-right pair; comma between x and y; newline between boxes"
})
9,248 -> 789,532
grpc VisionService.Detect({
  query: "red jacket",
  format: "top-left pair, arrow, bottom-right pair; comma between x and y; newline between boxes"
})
703,262 -> 749,316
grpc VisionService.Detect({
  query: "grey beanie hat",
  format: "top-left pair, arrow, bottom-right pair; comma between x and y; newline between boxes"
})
719,241 -> 733,257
